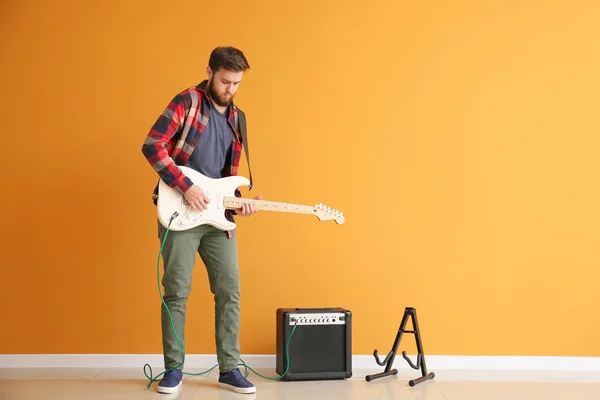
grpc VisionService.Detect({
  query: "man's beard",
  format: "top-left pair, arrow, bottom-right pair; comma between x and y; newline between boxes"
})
208,79 -> 234,107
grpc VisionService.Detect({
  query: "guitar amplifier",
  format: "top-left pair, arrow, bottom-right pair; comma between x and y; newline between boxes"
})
276,307 -> 352,381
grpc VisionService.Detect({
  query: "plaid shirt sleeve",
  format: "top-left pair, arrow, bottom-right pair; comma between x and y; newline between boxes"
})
141,94 -> 194,195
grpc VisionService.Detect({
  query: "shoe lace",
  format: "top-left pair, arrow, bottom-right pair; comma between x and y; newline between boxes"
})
164,369 -> 181,381
230,368 -> 246,382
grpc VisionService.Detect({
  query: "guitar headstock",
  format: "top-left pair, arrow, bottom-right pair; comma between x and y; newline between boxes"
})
314,203 -> 345,224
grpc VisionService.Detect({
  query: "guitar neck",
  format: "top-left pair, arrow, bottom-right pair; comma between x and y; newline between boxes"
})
223,196 -> 315,215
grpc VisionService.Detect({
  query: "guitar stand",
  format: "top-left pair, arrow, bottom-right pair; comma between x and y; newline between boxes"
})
365,307 -> 435,386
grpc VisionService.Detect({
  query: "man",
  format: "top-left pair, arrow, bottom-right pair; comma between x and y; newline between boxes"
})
141,46 -> 260,395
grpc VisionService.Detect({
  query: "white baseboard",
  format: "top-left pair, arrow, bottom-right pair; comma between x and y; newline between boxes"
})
1,354 -> 600,371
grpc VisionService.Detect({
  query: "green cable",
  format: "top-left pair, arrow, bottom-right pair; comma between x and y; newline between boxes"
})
144,216 -> 297,389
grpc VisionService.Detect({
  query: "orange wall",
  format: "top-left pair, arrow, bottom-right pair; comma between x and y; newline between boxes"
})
2,0 -> 600,358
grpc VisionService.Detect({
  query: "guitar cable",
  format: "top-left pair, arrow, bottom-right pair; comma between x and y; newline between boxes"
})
143,211 -> 297,389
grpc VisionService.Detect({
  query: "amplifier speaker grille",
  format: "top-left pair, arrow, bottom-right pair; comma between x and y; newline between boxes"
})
276,308 -> 352,381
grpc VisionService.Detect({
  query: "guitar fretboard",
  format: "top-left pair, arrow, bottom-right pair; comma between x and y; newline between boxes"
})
223,196 -> 314,215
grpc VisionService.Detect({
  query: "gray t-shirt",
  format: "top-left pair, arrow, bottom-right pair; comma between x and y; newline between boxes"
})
186,105 -> 234,178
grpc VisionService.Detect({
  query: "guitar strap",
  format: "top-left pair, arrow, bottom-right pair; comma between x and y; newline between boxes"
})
236,108 -> 254,190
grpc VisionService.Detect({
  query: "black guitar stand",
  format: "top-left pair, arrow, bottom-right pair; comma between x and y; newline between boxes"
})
365,307 -> 435,386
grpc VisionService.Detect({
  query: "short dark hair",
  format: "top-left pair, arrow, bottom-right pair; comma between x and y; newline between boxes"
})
208,46 -> 250,73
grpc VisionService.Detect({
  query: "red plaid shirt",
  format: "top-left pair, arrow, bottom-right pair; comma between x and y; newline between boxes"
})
141,80 -> 244,237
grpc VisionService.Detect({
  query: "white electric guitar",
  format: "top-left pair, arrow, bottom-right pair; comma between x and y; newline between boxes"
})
157,166 -> 345,231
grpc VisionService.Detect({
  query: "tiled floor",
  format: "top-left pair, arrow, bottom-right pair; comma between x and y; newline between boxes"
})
1,367 -> 600,400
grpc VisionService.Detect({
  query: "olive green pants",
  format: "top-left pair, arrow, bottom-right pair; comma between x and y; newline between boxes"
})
158,221 -> 240,372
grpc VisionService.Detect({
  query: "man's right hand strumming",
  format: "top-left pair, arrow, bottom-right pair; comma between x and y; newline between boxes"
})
184,185 -> 210,211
